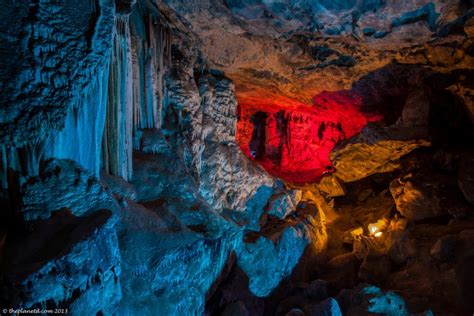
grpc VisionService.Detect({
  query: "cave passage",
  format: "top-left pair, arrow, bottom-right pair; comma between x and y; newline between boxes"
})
237,91 -> 383,183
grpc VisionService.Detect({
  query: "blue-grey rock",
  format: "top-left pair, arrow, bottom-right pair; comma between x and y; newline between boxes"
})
7,210 -> 121,315
267,190 -> 302,219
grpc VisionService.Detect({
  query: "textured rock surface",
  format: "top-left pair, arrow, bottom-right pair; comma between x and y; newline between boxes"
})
164,0 -> 473,103
1,0 -> 473,315
119,217 -> 242,315
236,91 -> 383,182
1,210 -> 121,314
389,174 -> 445,221
0,0 -> 115,146
21,159 -> 119,221
267,190 -> 302,219
192,74 -> 275,212
337,284 -> 433,316
239,226 -> 310,297
331,125 -> 430,183
114,31 -> 314,313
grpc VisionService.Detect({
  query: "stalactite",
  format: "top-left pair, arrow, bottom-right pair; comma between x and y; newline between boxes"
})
0,145 -> 19,189
126,5 -> 171,135
0,140 -> 45,189
100,6 -> 172,180
102,15 -> 134,181
44,61 -> 110,178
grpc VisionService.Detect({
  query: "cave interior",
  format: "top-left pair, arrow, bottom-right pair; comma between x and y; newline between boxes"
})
0,0 -> 474,315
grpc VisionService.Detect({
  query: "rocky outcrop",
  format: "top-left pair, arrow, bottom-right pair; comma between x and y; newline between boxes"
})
389,175 -> 444,222
104,26 -> 318,313
119,213 -> 242,315
267,190 -> 302,219
330,125 -> 430,183
239,226 -> 310,297
193,74 -> 275,213
389,158 -> 472,222
1,210 -> 121,315
337,284 -> 433,316
21,159 -> 119,221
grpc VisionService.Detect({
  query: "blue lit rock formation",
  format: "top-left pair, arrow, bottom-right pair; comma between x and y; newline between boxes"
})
0,1 -> 312,312
3,209 -> 121,315
21,159 -> 120,221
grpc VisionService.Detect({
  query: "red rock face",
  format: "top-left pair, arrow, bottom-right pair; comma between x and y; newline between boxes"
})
237,91 -> 383,183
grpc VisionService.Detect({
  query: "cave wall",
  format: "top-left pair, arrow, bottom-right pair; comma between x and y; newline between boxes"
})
0,0 -> 314,313
0,0 -> 115,187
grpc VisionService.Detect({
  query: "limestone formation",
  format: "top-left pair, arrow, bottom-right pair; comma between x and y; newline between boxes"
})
0,0 -> 473,315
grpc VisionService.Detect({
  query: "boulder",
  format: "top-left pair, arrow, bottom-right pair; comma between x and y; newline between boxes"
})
330,126 -> 430,183
118,211 -> 242,315
2,210 -> 121,314
389,176 -> 445,221
101,172 -> 137,200
431,234 -> 457,261
316,175 -> 346,197
343,227 -> 363,245
396,89 -> 430,127
336,284 -> 433,316
267,190 -> 303,219
238,225 -> 310,297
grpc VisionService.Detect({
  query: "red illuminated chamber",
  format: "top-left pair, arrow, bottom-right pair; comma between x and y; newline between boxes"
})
236,91 -> 383,183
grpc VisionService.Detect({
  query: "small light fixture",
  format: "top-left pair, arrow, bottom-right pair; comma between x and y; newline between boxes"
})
369,226 -> 378,235
368,218 -> 388,237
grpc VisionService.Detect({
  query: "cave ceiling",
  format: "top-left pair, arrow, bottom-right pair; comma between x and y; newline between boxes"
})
164,0 -> 474,104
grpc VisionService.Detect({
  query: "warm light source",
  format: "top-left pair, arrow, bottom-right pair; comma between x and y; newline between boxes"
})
368,218 -> 388,237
